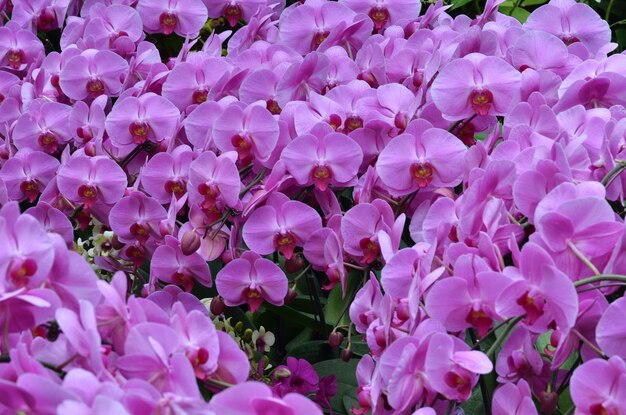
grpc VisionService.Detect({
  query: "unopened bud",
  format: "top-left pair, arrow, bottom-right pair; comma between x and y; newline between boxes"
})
539,391 -> 558,415
210,296 -> 225,316
181,230 -> 201,255
285,253 -> 305,274
340,348 -> 352,362
273,366 -> 292,380
284,288 -> 298,304
221,250 -> 233,264
243,328 -> 253,342
329,332 -> 344,348
234,321 -> 244,333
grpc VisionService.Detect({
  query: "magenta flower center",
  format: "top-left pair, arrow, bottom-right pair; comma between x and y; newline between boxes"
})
38,131 -> 59,153
312,30 -> 330,49
86,78 -> 105,96
173,272 -> 194,292
311,164 -> 333,191
224,4 -> 243,27
78,184 -> 98,207
130,223 -> 150,244
230,134 -> 253,162
165,179 -> 187,196
589,403 -> 610,415
198,183 -> 220,201
129,121 -> 150,145
368,6 -> 390,31
470,89 -> 494,116
560,34 -> 580,46
192,89 -> 208,104
359,237 -> 380,264
266,99 -> 282,115
6,49 -> 24,69
516,291 -> 545,325
9,258 -> 38,288
344,115 -> 363,132
20,180 -> 40,203
465,308 -> 491,337
444,370 -> 472,397
244,287 -> 264,312
159,12 -> 178,35
273,231 -> 297,259
410,162 -> 434,187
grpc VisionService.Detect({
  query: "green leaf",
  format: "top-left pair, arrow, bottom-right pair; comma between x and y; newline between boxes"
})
342,390 -> 359,415
350,341 -> 370,357
314,359 -> 359,415
285,340 -> 336,364
451,0 -> 473,10
285,327 -> 313,351
264,304 -> 332,331
460,386 -> 486,415
616,29 -> 626,52
522,0 -> 547,5
324,271 -> 360,326
313,358 -> 359,386
559,387 -> 574,413
511,7 -> 531,23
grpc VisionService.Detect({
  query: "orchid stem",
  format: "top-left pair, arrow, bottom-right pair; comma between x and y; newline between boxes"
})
469,330 -> 492,414
574,274 -> 626,287
571,329 -> 607,359
607,0 -> 616,21
486,316 -> 523,359
239,167 -> 267,198
343,262 -> 365,271
472,317 -> 515,350
567,241 -> 600,276
601,161 -> 626,187
577,282 -> 626,293
204,378 -> 233,390
291,264 -> 312,283
56,353 -> 79,371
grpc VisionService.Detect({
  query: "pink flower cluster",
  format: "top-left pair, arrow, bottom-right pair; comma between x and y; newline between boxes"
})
0,0 -> 625,413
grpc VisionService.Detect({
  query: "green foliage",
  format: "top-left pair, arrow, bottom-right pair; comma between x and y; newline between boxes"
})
313,359 -> 360,415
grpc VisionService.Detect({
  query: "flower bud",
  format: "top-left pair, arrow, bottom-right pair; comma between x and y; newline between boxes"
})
329,332 -> 344,348
181,230 -> 201,256
285,253 -> 305,274
243,328 -> 253,342
340,348 -> 352,362
221,250 -> 233,264
273,366 -> 292,380
284,288 -> 298,304
234,321 -> 244,333
210,296 -> 225,316
539,391 -> 558,415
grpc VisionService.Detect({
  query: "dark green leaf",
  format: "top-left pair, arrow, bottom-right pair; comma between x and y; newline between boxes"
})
324,271 -> 360,326
286,340 -> 336,364
314,359 -> 359,415
451,0 -> 473,10
265,304 -> 332,331
460,386 -> 486,415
